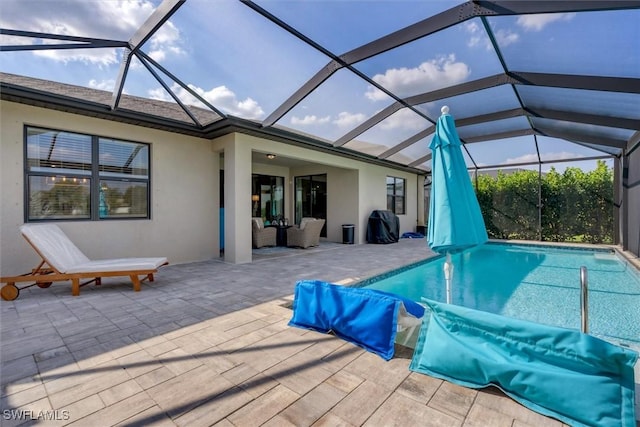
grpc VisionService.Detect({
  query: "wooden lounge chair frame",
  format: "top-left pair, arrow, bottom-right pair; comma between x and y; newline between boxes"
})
1,224 -> 168,300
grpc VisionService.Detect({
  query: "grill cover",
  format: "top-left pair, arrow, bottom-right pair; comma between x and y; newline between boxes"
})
366,210 -> 399,244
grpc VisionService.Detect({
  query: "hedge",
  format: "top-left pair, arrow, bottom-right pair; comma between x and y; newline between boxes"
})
473,160 -> 614,244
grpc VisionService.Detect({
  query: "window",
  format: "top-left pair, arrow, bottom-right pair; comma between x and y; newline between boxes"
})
386,176 -> 405,215
25,126 -> 150,221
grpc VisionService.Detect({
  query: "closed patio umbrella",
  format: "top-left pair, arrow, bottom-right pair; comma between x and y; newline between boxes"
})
427,106 -> 488,304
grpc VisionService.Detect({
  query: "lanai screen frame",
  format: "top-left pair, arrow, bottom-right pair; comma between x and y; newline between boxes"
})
1,0 -> 639,249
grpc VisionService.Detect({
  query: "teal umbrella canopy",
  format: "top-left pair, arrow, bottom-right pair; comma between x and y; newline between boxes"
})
427,107 -> 488,253
427,106 -> 488,304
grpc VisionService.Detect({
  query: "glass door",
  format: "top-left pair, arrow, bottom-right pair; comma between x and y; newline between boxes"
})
252,174 -> 284,224
295,174 -> 327,237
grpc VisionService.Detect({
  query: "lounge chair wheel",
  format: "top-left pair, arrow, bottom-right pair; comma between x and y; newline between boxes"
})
1,284 -> 19,301
37,281 -> 53,288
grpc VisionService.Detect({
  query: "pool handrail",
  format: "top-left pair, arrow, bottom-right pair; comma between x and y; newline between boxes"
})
581,266 -> 589,334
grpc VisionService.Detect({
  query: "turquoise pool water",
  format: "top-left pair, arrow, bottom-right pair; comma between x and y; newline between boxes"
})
361,242 -> 640,345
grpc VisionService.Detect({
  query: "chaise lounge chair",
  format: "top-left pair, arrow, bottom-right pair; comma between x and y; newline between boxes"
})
0,224 -> 168,300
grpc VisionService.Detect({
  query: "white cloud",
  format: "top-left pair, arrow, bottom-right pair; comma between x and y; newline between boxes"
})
465,22 -> 483,48
494,29 -> 519,48
465,21 -> 518,50
544,151 -> 584,161
148,20 -> 184,59
0,34 -> 34,46
365,54 -> 470,101
0,0 -> 183,65
148,83 -> 265,120
516,13 -> 576,31
148,50 -> 166,63
380,109 -> 426,132
466,21 -> 481,34
505,153 -> 539,164
505,151 -> 577,164
150,21 -> 180,47
88,79 -> 116,91
291,115 -> 331,126
148,87 -> 169,101
33,48 -> 120,66
334,112 -> 367,128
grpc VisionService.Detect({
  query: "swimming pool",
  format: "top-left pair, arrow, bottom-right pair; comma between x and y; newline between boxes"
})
360,242 -> 640,346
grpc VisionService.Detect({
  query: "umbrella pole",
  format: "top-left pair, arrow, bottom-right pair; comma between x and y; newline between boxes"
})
444,252 -> 453,304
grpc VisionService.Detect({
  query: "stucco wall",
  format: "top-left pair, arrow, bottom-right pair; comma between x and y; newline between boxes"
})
0,101 -> 219,276
1,104 -> 424,273
358,165 -> 419,243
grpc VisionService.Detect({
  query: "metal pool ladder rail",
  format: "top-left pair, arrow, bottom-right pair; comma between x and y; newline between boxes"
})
580,266 -> 588,333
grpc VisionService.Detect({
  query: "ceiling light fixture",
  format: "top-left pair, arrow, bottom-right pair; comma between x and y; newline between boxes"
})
266,153 -> 276,160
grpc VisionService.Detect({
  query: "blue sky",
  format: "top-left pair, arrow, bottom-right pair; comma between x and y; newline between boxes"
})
2,0 -> 637,172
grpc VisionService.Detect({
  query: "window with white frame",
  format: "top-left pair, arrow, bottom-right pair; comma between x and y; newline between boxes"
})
25,126 -> 150,221
386,176 -> 405,215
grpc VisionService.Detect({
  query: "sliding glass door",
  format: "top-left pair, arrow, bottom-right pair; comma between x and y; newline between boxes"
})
294,174 -> 327,237
251,174 -> 284,224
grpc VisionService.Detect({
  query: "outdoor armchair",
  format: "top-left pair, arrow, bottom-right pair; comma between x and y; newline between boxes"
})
0,224 -> 168,300
286,218 -> 325,248
252,217 -> 277,248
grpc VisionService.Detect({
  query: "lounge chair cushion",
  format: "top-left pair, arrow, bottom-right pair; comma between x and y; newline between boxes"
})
289,280 -> 424,360
410,299 -> 638,427
66,258 -> 169,274
21,224 -> 90,273
20,224 -> 167,274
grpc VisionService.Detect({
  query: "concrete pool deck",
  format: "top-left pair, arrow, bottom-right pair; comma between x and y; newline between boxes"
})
1,238 -> 637,426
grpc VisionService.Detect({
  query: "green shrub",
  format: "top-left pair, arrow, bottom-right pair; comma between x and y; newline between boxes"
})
474,161 -> 613,244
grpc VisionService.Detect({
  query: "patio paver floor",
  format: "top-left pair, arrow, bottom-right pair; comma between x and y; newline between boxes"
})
1,239 -> 637,426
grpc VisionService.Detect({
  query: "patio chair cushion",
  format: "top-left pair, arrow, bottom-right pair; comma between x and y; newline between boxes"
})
20,224 -> 168,274
286,219 -> 325,248
289,280 -> 424,360
20,224 -> 90,273
299,217 -> 315,230
410,299 -> 638,427
252,217 -> 264,229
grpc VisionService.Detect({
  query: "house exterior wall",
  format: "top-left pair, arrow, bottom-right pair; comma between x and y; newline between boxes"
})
0,101 -> 219,276
1,102 -> 424,273
358,165 -> 419,243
